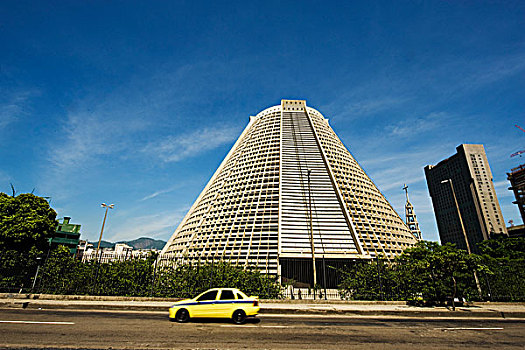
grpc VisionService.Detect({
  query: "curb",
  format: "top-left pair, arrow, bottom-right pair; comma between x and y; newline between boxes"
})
0,293 -> 180,302
2,300 -> 525,319
0,300 -> 170,312
0,293 -> 405,304
3,294 -> 523,306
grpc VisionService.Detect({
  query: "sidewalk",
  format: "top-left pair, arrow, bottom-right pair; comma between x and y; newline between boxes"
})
1,293 -> 525,319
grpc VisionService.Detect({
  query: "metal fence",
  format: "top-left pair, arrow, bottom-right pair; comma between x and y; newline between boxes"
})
281,287 -> 342,300
1,252 -> 524,301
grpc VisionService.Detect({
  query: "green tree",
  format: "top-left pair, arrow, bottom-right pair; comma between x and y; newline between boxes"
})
396,241 -> 484,304
477,236 -> 525,301
478,236 -> 525,260
0,192 -> 57,291
38,245 -> 79,294
338,241 -> 486,303
338,260 -> 383,300
0,193 -> 57,252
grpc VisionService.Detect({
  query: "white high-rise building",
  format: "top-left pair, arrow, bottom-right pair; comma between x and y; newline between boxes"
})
162,100 -> 418,286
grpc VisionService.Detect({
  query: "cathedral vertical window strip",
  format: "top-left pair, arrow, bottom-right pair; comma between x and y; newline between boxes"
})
208,118 -> 265,262
257,116 -> 279,273
180,118 -> 260,262
280,106 -> 359,258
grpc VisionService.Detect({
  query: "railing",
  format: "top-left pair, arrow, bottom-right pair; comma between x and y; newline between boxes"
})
2,252 -> 524,301
281,288 -> 342,300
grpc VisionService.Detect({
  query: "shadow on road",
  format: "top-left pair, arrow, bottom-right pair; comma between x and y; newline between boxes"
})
179,317 -> 261,325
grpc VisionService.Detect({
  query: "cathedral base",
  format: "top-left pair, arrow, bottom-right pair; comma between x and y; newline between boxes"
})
280,257 -> 365,289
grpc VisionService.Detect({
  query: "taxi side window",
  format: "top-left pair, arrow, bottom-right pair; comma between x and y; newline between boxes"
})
235,292 -> 244,300
197,290 -> 218,301
220,290 -> 235,300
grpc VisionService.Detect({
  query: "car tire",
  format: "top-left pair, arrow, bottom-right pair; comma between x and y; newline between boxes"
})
175,309 -> 190,323
232,310 -> 247,325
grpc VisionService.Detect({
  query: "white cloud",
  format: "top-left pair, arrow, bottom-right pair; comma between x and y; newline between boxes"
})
323,51 -> 525,124
486,142 -> 525,167
360,144 -> 451,169
493,180 -> 509,187
387,112 -> 449,137
141,185 -> 183,201
460,53 -> 525,90
45,59 -> 249,177
322,92 -> 410,122
0,89 -> 38,130
338,96 -> 409,118
355,143 -> 456,242
0,171 -> 9,182
49,111 -> 147,170
0,172 -> 12,193
494,180 -> 513,199
143,126 -> 239,163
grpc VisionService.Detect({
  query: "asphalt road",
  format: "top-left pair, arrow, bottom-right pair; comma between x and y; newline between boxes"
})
0,308 -> 524,349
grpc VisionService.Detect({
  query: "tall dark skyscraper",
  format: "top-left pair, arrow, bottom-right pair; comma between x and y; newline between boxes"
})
425,144 -> 507,252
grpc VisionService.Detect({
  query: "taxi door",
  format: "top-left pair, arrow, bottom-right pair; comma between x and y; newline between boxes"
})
216,289 -> 236,317
192,290 -> 219,317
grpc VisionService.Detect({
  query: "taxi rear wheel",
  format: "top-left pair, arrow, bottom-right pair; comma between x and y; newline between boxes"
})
232,310 -> 246,324
175,309 -> 190,323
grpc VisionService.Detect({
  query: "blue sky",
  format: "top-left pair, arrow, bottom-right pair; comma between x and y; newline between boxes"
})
1,1 -> 524,243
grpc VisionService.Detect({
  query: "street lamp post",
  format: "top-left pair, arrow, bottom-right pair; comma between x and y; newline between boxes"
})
306,169 -> 329,300
322,255 -> 327,300
307,170 -> 317,299
92,203 -> 114,293
30,257 -> 42,293
441,179 -> 482,298
441,180 -> 470,252
95,203 -> 114,264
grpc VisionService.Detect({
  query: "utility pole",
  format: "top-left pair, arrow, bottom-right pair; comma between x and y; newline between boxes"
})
30,257 -> 42,293
322,255 -> 327,300
95,203 -> 114,263
441,179 -> 482,298
93,203 -> 114,292
307,170 -> 317,298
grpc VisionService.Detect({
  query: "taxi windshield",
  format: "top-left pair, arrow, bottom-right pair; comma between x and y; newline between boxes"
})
196,290 -> 218,301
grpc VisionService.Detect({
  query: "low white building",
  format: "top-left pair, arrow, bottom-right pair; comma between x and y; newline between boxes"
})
80,243 -> 159,263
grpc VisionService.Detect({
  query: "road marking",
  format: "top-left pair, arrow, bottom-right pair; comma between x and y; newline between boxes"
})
436,327 -> 503,331
220,325 -> 289,328
0,320 -> 75,325
221,324 -> 506,330
260,314 -> 517,321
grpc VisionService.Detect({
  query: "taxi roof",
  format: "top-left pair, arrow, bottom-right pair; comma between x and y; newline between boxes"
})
206,288 -> 242,291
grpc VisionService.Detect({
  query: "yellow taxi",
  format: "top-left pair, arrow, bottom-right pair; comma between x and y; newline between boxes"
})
169,288 -> 260,324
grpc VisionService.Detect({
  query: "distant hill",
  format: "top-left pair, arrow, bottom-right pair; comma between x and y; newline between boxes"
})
88,237 -> 166,250
117,237 -> 166,250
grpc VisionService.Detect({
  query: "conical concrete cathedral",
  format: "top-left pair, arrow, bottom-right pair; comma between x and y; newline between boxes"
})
162,100 -> 418,286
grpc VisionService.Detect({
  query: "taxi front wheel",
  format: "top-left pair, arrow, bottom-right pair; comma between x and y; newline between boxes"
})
232,310 -> 246,324
175,309 -> 190,323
